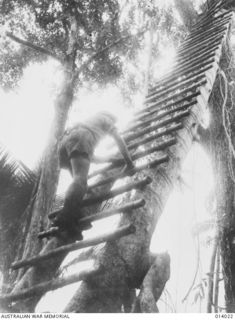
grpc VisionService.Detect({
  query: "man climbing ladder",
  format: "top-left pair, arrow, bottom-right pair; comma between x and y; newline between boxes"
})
42,111 -> 135,240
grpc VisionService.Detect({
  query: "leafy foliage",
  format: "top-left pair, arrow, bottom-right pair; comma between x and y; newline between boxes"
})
0,0 -> 185,94
0,145 -> 36,289
0,145 -> 36,209
193,278 -> 207,305
0,0 -> 128,89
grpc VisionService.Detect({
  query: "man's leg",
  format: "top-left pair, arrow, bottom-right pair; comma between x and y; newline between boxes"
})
52,156 -> 91,236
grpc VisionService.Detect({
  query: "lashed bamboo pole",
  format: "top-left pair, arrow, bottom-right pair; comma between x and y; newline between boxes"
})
89,125 -> 183,179
0,267 -> 101,303
82,176 -> 152,207
11,224 -> 136,270
148,54 -> 215,92
148,59 -> 215,93
143,81 -> 206,111
87,114 -> 186,182
191,11 -> 231,32
125,110 -> 190,142
148,19 -> 228,85
148,53 -> 216,90
185,14 -> 231,41
136,95 -> 199,120
86,15 -> 229,195
128,123 -> 183,149
181,23 -> 229,49
38,199 -> 146,239
178,32 -> 225,55
134,100 -> 197,126
145,73 -> 206,104
80,199 -> 145,223
147,63 -> 215,97
153,35 -> 221,82
88,154 -> 169,190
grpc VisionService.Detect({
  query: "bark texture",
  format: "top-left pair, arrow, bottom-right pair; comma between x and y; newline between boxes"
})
201,39 -> 235,312
133,252 -> 170,313
21,72 -> 73,261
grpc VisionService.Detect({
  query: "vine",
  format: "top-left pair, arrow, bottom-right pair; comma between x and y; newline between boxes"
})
219,68 -> 235,183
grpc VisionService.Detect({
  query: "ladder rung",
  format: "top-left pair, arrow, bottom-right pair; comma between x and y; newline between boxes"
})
11,224 -> 136,270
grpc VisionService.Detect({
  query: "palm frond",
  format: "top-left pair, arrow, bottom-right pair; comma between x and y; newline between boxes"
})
0,144 -> 39,290
0,145 -> 36,193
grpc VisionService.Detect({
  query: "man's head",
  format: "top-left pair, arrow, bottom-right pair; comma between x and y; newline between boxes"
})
96,111 -> 117,124
89,111 -> 117,134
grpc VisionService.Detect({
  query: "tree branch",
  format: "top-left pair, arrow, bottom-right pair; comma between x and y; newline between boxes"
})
74,27 -> 148,81
6,32 -> 63,63
80,199 -> 145,223
0,266 -> 101,303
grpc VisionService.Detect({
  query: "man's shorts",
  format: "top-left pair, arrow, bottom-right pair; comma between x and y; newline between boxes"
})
59,126 -> 97,170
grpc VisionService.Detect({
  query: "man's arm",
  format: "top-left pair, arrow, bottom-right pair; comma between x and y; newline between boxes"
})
91,154 -> 113,164
91,154 -> 123,165
109,127 -> 135,170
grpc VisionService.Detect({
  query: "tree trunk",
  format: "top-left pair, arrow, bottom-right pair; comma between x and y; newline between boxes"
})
200,41 -> 235,312
7,68 -> 75,312
63,102 -> 207,312
20,71 -> 74,261
63,5 -> 231,312
6,13 -> 80,311
173,0 -> 235,312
